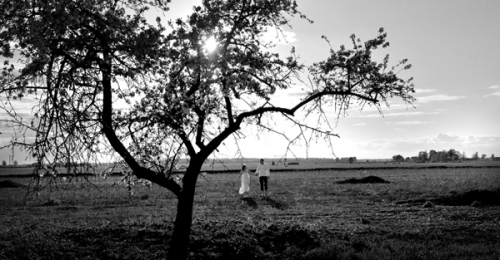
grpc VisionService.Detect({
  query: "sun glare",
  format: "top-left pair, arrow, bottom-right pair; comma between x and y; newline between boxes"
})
204,36 -> 217,52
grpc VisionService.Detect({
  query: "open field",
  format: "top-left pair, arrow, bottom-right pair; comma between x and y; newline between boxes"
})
1,166 -> 500,259
2,159 -> 500,176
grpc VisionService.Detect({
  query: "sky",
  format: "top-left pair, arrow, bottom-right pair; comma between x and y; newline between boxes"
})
1,0 -> 499,163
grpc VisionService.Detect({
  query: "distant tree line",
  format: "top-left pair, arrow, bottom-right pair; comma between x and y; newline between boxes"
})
49,162 -> 94,168
0,161 -> 94,167
392,150 -> 497,163
1,160 -> 18,166
335,157 -> 357,164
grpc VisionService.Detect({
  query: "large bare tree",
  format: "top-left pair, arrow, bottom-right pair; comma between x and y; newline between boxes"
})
0,0 -> 414,259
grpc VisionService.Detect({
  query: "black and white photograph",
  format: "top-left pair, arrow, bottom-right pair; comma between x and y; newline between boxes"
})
1,0 -> 499,259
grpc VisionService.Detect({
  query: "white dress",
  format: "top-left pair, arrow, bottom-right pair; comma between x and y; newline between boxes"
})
239,170 -> 250,194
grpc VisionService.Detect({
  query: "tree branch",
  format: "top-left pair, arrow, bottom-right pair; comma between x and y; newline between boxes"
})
99,50 -> 182,197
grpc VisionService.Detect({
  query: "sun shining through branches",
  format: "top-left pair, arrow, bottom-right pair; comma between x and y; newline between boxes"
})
0,1 -> 415,259
204,36 -> 217,53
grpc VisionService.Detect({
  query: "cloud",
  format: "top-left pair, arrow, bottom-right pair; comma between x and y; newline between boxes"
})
348,103 -> 414,113
7,96 -> 39,104
414,88 -> 436,94
0,96 -> 38,117
261,29 -> 297,45
356,133 -> 500,156
416,94 -> 465,103
488,85 -> 499,89
432,133 -> 462,143
386,121 -> 430,125
0,112 -> 33,118
286,92 -> 307,97
353,123 -> 366,126
281,31 -> 298,44
353,111 -> 439,118
484,90 -> 500,97
321,102 -> 415,116
430,134 -> 500,148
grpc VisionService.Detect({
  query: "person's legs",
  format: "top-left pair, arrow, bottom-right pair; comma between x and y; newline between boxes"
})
262,176 -> 268,195
259,177 -> 265,196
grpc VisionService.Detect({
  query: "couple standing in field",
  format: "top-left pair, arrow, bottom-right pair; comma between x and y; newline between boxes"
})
238,159 -> 270,197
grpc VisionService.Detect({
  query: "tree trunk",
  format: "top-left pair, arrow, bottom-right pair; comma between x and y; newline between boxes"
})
167,164 -> 201,260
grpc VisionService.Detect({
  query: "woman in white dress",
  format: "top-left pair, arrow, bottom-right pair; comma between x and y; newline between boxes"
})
238,164 -> 251,197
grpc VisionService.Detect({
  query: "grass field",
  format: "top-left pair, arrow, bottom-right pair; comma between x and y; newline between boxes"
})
1,165 -> 500,259
2,159 -> 499,176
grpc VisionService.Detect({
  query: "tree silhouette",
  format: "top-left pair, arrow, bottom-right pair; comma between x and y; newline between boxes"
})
392,154 -> 404,162
418,151 -> 428,162
429,150 -> 437,162
0,1 -> 414,259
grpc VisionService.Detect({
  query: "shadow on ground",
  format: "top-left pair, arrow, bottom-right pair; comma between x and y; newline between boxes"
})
240,197 -> 258,208
397,189 -> 500,207
239,196 -> 289,210
0,180 -> 26,188
435,189 -> 500,206
261,196 -> 288,210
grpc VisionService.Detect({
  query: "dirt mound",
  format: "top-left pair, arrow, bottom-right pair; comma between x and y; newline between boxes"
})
0,180 -> 26,188
435,189 -> 500,206
336,175 -> 390,184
